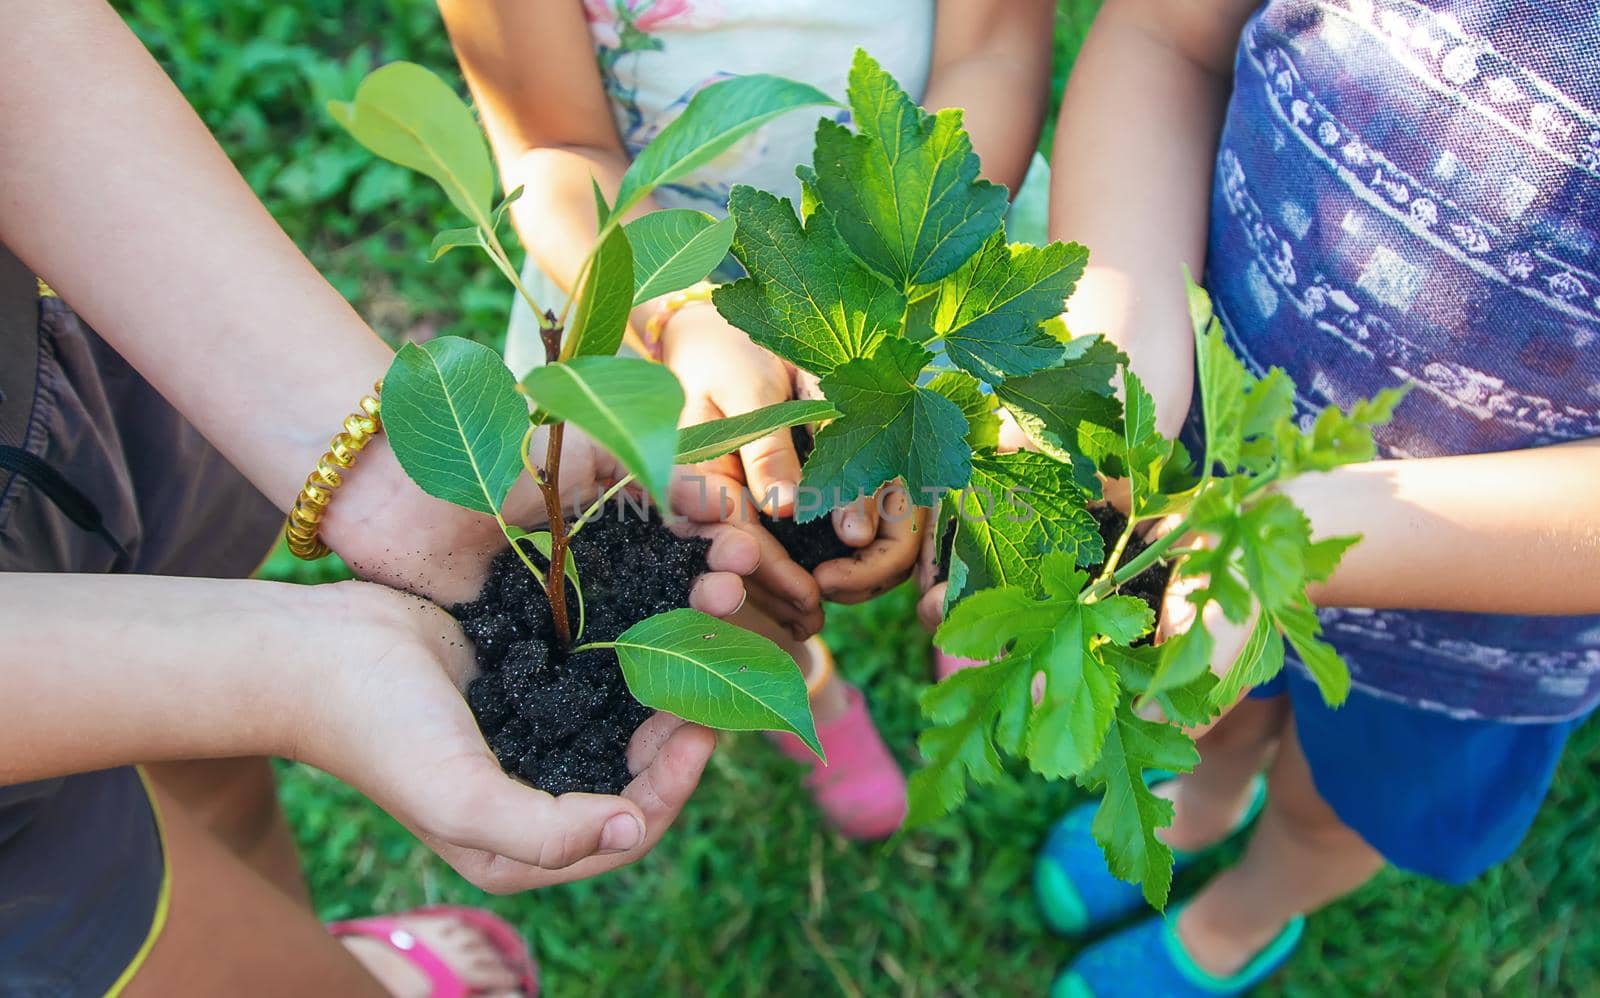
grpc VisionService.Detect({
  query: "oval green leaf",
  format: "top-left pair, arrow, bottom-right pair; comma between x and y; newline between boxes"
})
520,356 -> 684,511
613,75 -> 836,217
625,210 -> 736,306
382,337 -> 528,515
328,62 -> 494,225
610,608 -> 822,759
675,399 -> 839,465
563,224 -> 635,360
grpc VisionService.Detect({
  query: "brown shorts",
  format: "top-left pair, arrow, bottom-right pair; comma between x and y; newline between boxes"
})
0,241 -> 283,995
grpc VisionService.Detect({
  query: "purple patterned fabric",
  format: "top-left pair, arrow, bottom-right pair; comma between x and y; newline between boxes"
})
1206,0 -> 1600,721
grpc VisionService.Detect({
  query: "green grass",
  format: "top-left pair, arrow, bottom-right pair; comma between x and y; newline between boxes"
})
116,0 -> 1600,993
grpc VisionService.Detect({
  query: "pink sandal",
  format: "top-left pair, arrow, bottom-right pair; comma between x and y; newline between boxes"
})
329,905 -> 539,997
770,637 -> 907,840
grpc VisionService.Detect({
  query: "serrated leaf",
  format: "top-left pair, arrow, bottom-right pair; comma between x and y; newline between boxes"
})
608,608 -> 822,758
996,336 -> 1127,491
382,338 -> 527,515
905,658 -> 1026,826
1120,368 -> 1171,515
934,234 -> 1083,382
947,452 -> 1103,598
812,50 -> 1006,287
564,223 -> 635,359
330,62 -> 494,224
1210,613 -> 1286,707
935,585 -> 1054,660
926,371 -> 1000,450
1274,598 -> 1350,705
1186,274 -> 1248,475
625,209 -> 736,306
715,187 -> 904,377
521,356 -> 683,510
1082,701 -> 1200,909
614,74 -> 836,217
675,399 -> 839,465
1027,606 -> 1119,779
800,339 -> 971,519
1103,642 -> 1219,729
1148,619 -> 1216,697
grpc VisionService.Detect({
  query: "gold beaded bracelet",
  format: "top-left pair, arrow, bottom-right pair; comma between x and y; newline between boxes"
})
284,381 -> 384,560
641,280 -> 715,358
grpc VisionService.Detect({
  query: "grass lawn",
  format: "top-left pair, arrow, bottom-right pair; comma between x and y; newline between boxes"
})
120,0 -> 1600,993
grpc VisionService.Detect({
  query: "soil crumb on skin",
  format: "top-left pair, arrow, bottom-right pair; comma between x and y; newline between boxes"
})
452,511 -> 709,795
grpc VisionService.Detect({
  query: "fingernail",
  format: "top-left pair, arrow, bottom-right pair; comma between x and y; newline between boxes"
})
600,813 -> 645,853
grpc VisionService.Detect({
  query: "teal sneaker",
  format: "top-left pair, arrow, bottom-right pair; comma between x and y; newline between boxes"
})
1054,904 -> 1303,997
1035,775 -> 1266,935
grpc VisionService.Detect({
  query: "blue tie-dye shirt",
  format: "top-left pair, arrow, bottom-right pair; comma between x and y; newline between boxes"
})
1206,0 -> 1600,721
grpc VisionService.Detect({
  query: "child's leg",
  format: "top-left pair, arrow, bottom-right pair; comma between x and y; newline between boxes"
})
145,757 -> 307,905
124,776 -> 388,997
1162,695 -> 1286,851
1177,709 -> 1384,977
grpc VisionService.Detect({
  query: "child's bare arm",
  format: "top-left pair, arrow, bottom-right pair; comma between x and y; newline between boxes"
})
924,0 -> 1056,192
439,0 -> 658,328
0,573 -> 713,889
1050,0 -> 1260,434
1283,439 -> 1600,615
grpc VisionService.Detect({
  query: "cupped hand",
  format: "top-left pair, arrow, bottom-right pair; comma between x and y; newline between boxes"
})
660,303 -> 805,513
815,482 -> 928,604
299,582 -> 715,893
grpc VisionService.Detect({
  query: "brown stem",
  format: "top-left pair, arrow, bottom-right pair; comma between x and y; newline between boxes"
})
539,421 -> 572,648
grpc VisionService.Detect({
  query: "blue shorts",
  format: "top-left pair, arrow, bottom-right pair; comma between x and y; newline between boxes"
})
1252,668 -> 1590,884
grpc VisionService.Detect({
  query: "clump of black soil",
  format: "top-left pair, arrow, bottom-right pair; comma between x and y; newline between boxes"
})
933,505 -> 1173,632
451,511 -> 709,795
757,425 -> 854,573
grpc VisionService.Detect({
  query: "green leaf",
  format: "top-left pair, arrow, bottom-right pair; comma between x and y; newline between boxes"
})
625,210 -> 735,306
1104,642 -> 1219,729
800,339 -> 971,519
1148,621 -> 1215,697
1119,368 -> 1171,515
934,235 -> 1084,383
1281,383 -> 1413,475
1082,700 -> 1200,909
935,585 -> 1054,660
675,400 -> 839,465
995,335 -> 1126,491
926,371 -> 1000,450
1274,598 -> 1350,705
614,74 -> 836,217
905,657 -> 1028,826
564,223 -> 635,359
521,356 -> 684,510
714,187 -> 904,377
428,225 -> 487,262
1026,603 -> 1119,779
607,609 -> 822,758
381,338 -> 527,515
1187,274 -> 1248,475
1210,613 -> 1286,707
813,50 -> 1006,286
947,452 -> 1102,600
329,62 -> 494,225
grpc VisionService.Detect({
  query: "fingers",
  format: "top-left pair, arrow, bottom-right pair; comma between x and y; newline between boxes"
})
425,762 -> 647,874
831,493 -> 879,548
814,486 -> 925,604
669,469 -> 737,524
689,571 -> 747,618
738,429 -> 802,517
917,581 -> 948,633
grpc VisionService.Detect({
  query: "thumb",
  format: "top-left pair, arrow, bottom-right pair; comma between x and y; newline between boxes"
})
431,763 -> 647,870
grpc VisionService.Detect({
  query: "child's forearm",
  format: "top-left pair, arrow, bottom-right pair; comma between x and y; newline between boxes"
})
1285,439 -> 1600,615
1050,0 -> 1258,434
0,574 -> 355,784
925,0 -> 1056,192
0,2 -> 396,512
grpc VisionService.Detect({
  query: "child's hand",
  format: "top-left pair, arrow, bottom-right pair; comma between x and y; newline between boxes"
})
815,483 -> 928,604
660,304 -> 806,513
303,582 -> 715,893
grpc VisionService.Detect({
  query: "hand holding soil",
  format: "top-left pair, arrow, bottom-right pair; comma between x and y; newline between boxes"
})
300,581 -> 715,891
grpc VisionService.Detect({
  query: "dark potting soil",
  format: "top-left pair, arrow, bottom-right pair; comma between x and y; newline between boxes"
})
451,511 -> 709,796
756,424 -> 855,573
933,505 -> 1172,627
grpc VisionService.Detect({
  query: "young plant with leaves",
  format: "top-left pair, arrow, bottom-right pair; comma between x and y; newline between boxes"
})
710,50 -> 1409,906
330,61 -> 847,759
